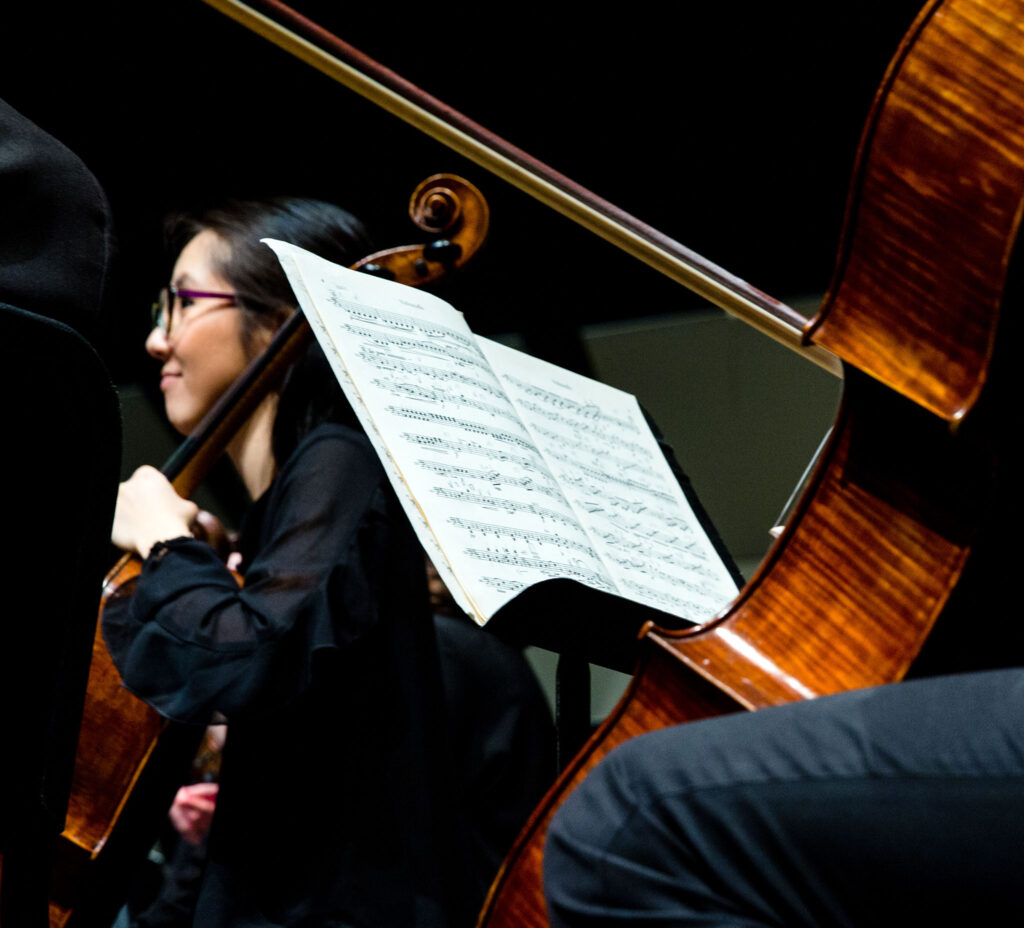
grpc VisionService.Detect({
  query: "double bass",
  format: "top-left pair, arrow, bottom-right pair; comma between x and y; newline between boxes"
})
199,1 -> 1024,926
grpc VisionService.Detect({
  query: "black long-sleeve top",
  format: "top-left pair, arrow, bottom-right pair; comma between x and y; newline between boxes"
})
104,423 -> 473,928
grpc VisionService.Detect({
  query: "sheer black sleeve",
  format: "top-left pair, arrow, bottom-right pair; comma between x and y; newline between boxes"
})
103,425 -> 403,724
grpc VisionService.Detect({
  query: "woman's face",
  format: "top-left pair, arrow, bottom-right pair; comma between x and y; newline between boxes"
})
146,229 -> 264,435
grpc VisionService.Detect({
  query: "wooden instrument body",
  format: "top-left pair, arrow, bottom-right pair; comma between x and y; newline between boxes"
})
49,565 -> 200,928
478,0 -> 1024,925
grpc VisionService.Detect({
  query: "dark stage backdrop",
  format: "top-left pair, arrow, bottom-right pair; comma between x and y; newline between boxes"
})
1,1 -> 923,383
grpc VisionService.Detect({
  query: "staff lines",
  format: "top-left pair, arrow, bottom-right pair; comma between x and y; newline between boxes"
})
448,517 -> 600,558
419,461 -> 563,499
329,293 -> 476,350
358,345 -> 507,400
343,323 -> 484,368
373,379 -> 521,424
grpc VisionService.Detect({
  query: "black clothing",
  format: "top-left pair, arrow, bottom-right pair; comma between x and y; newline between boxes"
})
105,423 -> 472,928
1,96 -> 121,926
433,614 -> 555,899
130,615 -> 556,928
544,668 -> 1024,927
0,96 -> 116,346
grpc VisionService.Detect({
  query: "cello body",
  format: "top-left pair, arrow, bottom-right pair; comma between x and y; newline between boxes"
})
478,0 -> 1024,924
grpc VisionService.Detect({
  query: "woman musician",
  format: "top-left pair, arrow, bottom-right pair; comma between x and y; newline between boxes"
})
107,196 -> 553,927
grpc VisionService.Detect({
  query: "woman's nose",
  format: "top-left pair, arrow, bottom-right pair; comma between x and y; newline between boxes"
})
146,324 -> 171,359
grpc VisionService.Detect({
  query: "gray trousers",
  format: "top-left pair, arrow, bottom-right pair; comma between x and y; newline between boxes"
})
544,668 -> 1024,927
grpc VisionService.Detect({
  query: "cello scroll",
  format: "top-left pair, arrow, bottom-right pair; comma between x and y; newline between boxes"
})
355,174 -> 489,283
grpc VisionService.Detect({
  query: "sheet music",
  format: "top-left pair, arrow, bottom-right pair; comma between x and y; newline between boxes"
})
268,243 -> 475,617
478,340 -> 738,620
266,240 -> 737,625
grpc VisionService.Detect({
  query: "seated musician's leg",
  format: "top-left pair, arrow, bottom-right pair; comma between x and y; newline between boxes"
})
544,668 -> 1024,927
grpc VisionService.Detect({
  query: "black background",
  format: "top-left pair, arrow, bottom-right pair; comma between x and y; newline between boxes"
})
1,1 -> 924,384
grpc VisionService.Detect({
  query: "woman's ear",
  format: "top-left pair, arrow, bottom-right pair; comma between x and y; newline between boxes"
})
250,305 -> 295,354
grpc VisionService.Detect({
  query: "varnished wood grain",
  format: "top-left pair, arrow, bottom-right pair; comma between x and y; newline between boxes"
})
478,648 -> 743,928
479,1 -> 1024,926
47,567 -> 169,928
810,0 -> 1024,421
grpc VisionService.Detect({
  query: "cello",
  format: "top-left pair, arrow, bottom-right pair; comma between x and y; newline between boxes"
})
45,174 -> 490,927
477,0 -> 1024,922
200,1 -> 1024,926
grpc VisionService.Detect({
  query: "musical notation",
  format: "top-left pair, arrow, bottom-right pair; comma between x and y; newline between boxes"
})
401,434 -> 542,472
422,462 -> 562,499
463,547 -> 615,591
329,295 -> 476,351
502,373 -> 641,435
529,422 -> 657,473
343,322 -> 482,367
431,488 -> 581,529
267,240 -> 739,625
373,378 -> 521,424
546,448 -> 675,504
449,517 -> 600,557
358,345 -> 508,400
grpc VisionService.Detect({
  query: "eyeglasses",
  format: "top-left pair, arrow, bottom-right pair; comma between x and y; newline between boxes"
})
151,285 -> 240,337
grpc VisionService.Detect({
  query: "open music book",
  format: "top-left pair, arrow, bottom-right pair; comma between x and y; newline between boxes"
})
266,240 -> 739,638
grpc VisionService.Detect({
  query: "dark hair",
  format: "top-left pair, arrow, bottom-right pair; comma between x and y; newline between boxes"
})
165,197 -> 374,466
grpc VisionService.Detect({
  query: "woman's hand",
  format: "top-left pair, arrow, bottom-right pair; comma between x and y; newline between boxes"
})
168,781 -> 219,846
111,465 -> 198,558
